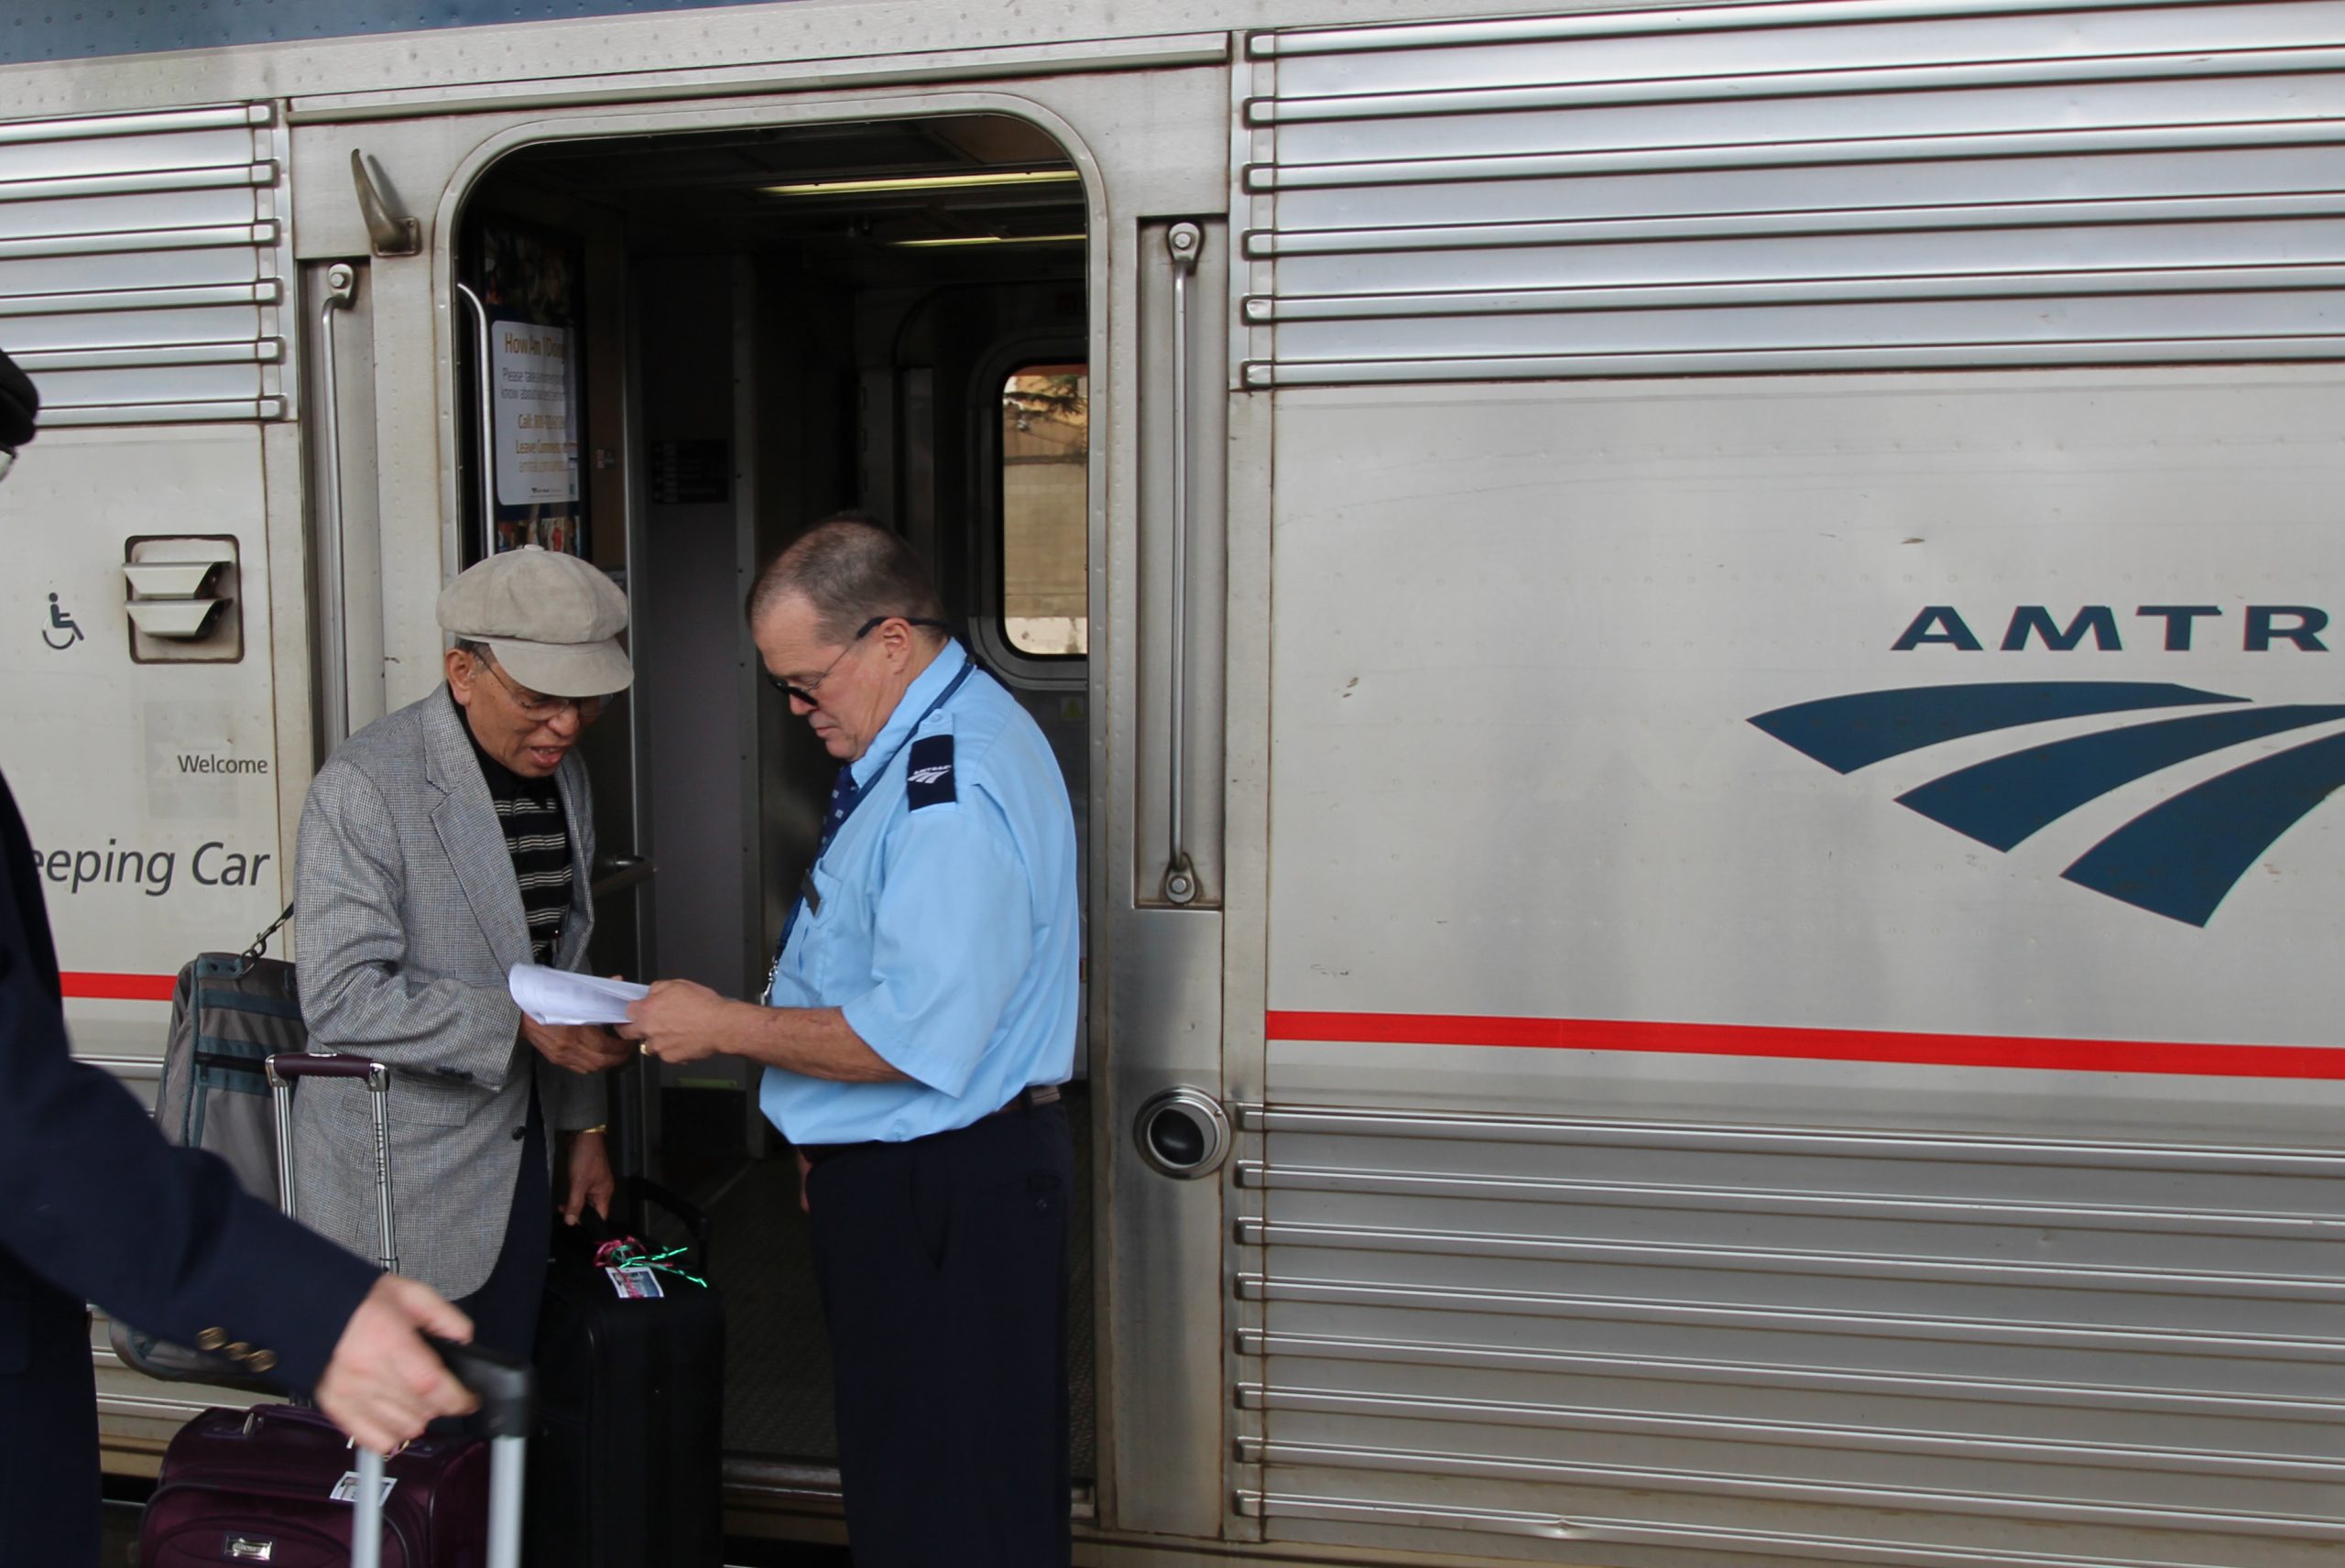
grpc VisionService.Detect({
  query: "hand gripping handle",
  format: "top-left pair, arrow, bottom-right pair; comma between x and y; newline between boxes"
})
426,1335 -> 536,1438
572,1174 -> 715,1274
353,1341 -> 534,1568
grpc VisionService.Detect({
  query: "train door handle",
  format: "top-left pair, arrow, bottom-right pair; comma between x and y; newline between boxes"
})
316,263 -> 359,746
453,282 -> 497,563
1161,222 -> 1203,906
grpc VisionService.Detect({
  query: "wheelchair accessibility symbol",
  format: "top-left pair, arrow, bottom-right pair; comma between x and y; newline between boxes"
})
42,593 -> 83,650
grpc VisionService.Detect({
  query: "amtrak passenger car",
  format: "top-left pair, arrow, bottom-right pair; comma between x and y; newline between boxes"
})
3,1 -> 2341,1563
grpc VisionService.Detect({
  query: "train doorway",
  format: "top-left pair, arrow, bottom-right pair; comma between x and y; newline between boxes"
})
280,66 -> 1238,1542
454,114 -> 1097,1509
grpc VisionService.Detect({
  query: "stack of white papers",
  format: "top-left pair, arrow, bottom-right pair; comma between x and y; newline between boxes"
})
508,964 -> 648,1026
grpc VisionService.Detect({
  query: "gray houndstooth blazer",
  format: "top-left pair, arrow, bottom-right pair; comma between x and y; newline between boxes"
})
289,687 -> 605,1300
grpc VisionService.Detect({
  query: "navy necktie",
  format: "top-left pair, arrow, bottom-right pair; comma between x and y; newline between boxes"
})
816,764 -> 859,858
777,764 -> 861,962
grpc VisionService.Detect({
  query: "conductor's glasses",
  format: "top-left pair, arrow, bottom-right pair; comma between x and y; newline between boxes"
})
769,615 -> 949,706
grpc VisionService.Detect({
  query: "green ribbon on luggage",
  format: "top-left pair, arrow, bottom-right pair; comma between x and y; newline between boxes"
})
593,1236 -> 706,1290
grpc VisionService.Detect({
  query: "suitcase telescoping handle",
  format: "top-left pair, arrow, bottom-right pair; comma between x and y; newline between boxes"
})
264,1052 -> 398,1274
349,1338 -> 536,1568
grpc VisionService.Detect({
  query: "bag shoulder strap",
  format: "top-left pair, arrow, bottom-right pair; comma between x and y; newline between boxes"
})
243,901 -> 294,962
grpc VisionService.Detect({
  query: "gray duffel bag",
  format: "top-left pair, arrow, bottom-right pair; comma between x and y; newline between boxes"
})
109,909 -> 304,1386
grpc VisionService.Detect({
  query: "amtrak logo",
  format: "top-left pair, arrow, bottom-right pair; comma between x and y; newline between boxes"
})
908,765 -> 952,786
1750,681 -> 2345,926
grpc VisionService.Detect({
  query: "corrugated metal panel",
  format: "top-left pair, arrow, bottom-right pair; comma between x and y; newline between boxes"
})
1238,0 -> 2345,386
1234,1101 -> 2345,1566
0,103 -> 288,426
0,0 -> 775,67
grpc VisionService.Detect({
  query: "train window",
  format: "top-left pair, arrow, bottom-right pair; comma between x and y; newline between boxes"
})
999,363 -> 1088,657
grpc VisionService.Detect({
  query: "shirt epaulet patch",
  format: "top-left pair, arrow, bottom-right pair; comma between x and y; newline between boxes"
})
905,734 -> 955,810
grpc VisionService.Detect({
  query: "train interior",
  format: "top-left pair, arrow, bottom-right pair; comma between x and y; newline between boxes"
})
452,114 -> 1096,1497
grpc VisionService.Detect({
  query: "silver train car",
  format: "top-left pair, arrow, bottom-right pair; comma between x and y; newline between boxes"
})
3,1 -> 2341,1563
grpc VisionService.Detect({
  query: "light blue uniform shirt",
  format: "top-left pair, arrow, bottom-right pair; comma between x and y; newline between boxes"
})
760,642 -> 1079,1145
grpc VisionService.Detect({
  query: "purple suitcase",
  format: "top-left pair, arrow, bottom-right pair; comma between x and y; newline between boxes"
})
136,1054 -> 529,1567
140,1407 -> 489,1568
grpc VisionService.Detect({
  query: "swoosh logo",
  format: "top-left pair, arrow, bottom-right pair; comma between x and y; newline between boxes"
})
1751,681 -> 2345,925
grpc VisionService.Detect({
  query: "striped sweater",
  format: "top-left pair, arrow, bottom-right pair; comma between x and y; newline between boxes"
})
453,691 -> 572,964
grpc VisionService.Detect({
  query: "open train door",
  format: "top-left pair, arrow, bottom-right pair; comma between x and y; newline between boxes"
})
278,27 -> 1251,1552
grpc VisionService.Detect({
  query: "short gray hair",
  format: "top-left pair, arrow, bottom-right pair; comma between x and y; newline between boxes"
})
747,513 -> 947,643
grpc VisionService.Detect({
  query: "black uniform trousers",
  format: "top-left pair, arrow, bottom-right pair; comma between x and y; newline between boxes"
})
806,1100 -> 1074,1568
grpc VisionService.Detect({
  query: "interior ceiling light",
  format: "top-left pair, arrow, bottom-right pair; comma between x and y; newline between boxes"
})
764,169 -> 1079,197
891,233 -> 1086,248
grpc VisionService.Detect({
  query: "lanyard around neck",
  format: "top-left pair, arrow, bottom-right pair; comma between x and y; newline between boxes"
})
824,650 -> 975,855
769,648 -> 976,990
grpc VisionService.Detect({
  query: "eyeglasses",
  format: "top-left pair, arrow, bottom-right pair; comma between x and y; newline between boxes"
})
474,652 -> 605,725
768,615 -> 949,706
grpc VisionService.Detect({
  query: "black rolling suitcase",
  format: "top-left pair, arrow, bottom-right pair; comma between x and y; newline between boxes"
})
527,1177 -> 725,1567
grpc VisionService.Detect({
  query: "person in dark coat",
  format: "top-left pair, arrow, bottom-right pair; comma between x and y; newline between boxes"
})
0,347 -> 479,1562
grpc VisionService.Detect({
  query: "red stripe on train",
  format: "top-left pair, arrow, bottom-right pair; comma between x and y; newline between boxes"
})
1265,1010 -> 2345,1080
60,972 -> 176,1002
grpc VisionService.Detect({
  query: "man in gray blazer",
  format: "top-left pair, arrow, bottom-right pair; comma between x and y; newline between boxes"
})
292,546 -> 635,1356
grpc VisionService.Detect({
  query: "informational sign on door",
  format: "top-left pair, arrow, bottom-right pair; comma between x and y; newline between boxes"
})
491,319 -> 580,507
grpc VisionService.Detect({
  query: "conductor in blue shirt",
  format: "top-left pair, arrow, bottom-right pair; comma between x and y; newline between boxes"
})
626,516 -> 1079,1567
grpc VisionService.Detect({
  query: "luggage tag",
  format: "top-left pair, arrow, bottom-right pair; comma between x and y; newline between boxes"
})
605,1264 -> 665,1299
332,1470 -> 398,1504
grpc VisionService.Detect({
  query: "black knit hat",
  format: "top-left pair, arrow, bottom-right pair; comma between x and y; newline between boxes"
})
0,345 -> 35,452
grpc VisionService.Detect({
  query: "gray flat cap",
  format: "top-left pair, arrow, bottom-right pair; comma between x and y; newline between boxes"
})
437,545 -> 632,697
